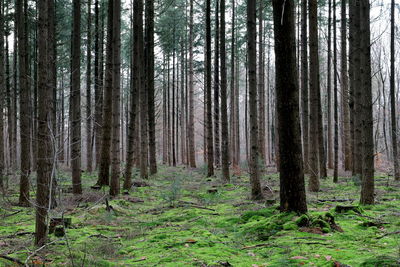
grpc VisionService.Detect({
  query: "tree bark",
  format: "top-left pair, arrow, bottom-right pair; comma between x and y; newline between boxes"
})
333,0 -> 339,183
308,0 -> 320,192
36,0 -> 54,245
214,0 -> 220,168
301,0 -> 309,174
97,0 -> 114,186
145,0 -> 157,175
247,0 -> 263,200
359,0 -> 374,204
390,0 -> 399,181
188,0 -> 196,168
220,0 -> 229,182
0,0 -> 4,190
258,0 -> 265,165
272,0 -> 307,214
327,0 -> 333,169
71,0 -> 82,194
206,0 -> 214,176
17,0 -> 31,206
86,0 -> 93,172
341,0 -> 351,171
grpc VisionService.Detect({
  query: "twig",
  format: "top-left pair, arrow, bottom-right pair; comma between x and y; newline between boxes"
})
2,210 -> 23,218
377,230 -> 400,239
0,254 -> 24,266
241,243 -> 269,249
24,238 -> 61,267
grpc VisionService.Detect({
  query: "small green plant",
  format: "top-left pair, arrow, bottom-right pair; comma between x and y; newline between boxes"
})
161,177 -> 182,207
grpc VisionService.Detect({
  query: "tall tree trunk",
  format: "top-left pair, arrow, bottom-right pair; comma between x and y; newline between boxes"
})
327,0 -> 333,169
301,0 -> 308,173
273,0 -> 307,213
188,0 -> 196,168
0,0 -> 4,190
308,0 -> 320,191
94,0 -> 104,170
220,0 -> 229,182
110,0 -> 121,196
172,45 -> 176,166
145,0 -> 157,175
333,0 -> 339,182
341,0 -> 351,171
390,0 -> 399,181
359,0 -> 374,204
206,0 -> 214,176
214,0 -> 220,168
17,0 -> 31,206
36,0 -> 54,245
247,0 -> 263,200
71,0 -> 82,194
86,0 -> 93,172
258,0 -> 265,164
229,0 -> 237,167
97,0 -> 114,186
137,0 -> 148,179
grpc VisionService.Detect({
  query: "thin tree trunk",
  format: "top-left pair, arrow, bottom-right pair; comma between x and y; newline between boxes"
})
214,0 -> 220,168
220,0 -> 229,181
341,0 -> 351,171
146,0 -> 157,175
0,0 -> 5,190
327,0 -> 333,169
359,0 -> 374,204
301,0 -> 309,173
71,0 -> 82,194
17,0 -> 31,206
36,0 -> 54,245
308,0 -> 320,191
97,0 -> 114,186
206,0 -> 214,176
390,0 -> 399,181
333,0 -> 339,182
110,0 -> 121,196
247,0 -> 263,200
188,0 -> 196,168
137,0 -> 148,179
86,0 -> 93,172
258,0 -> 265,165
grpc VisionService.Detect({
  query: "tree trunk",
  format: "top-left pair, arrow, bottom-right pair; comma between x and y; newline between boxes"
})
390,0 -> 399,181
333,0 -> 339,183
220,0 -> 229,182
206,0 -> 214,176
86,0 -> 93,172
17,0 -> 31,206
247,0 -> 263,200
36,0 -> 54,245
94,0 -> 104,169
145,0 -> 157,175
359,0 -> 374,204
341,0 -> 351,171
97,0 -> 114,186
301,0 -> 309,173
258,0 -> 265,165
272,0 -> 307,213
0,0 -> 4,190
214,0 -> 220,168
308,0 -> 320,192
137,0 -> 148,179
71,0 -> 82,194
109,0 -> 121,196
327,0 -> 333,169
188,0 -> 196,168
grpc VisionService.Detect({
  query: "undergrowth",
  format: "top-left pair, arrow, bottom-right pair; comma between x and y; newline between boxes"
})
0,166 -> 399,266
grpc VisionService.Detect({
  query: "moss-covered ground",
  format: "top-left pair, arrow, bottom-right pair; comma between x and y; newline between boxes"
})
1,166 -> 400,266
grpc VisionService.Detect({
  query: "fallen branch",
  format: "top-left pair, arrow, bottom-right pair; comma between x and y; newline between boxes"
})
0,255 -> 24,266
24,238 -> 61,267
241,243 -> 269,249
2,210 -> 22,218
377,230 -> 400,239
2,231 -> 34,239
317,199 -> 355,203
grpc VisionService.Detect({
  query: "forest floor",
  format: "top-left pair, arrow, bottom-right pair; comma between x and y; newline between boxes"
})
1,165 -> 400,266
